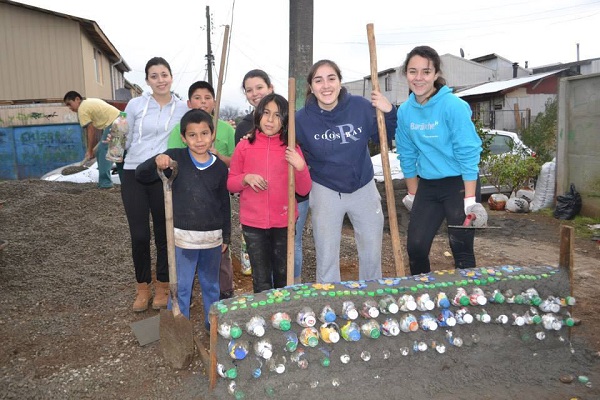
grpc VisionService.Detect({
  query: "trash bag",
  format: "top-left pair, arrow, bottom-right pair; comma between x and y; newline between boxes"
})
553,184 -> 582,220
506,197 -> 530,213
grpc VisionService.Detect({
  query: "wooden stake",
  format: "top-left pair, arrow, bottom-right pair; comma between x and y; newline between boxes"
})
366,23 -> 406,277
213,25 -> 230,130
287,78 -> 297,286
208,311 -> 218,390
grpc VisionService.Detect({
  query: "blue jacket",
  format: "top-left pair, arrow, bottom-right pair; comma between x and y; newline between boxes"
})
395,86 -> 482,181
295,88 -> 397,193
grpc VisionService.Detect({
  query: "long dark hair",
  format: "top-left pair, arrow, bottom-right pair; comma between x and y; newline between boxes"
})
249,93 -> 289,146
241,69 -> 272,91
402,46 -> 446,90
305,59 -> 343,105
144,57 -> 172,79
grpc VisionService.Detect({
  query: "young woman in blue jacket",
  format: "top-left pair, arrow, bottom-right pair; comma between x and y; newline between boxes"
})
395,46 -> 485,276
295,60 -> 397,283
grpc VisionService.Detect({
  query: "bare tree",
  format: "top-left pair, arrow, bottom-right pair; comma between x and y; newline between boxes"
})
219,105 -> 244,121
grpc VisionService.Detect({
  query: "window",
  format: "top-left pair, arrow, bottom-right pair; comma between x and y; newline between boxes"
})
94,49 -> 103,84
384,75 -> 392,92
485,134 -> 514,155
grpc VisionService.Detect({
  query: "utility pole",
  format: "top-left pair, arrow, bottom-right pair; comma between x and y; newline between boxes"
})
289,0 -> 313,110
205,6 -> 214,86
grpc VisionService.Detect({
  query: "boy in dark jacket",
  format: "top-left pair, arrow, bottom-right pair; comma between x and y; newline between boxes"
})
136,109 -> 230,329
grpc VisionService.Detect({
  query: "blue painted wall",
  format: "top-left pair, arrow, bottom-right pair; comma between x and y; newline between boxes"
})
0,123 -> 85,179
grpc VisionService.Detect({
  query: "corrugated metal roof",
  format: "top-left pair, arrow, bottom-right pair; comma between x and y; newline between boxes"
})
456,70 -> 564,97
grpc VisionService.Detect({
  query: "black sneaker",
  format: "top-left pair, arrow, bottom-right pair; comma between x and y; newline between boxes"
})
219,290 -> 234,300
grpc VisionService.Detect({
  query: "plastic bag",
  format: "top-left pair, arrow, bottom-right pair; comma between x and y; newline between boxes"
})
506,198 -> 530,213
531,159 -> 556,212
553,184 -> 582,220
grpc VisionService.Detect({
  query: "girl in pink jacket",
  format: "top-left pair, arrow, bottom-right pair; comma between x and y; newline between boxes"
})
228,93 -> 311,292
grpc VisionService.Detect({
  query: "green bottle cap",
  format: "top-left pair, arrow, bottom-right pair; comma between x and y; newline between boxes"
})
286,339 -> 298,352
321,357 -> 330,367
564,318 -> 575,327
515,295 -> 524,304
370,329 -> 380,339
226,367 -> 238,379
308,336 -> 318,347
531,296 -> 542,306
460,296 -> 470,306
279,320 -> 291,331
532,315 -> 542,324
230,325 -> 242,339
494,293 -> 505,303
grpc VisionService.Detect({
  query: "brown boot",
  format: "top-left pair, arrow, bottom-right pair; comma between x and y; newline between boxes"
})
153,281 -> 169,310
132,282 -> 151,312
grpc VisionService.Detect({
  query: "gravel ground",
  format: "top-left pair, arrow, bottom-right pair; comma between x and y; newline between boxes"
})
0,179 -> 599,399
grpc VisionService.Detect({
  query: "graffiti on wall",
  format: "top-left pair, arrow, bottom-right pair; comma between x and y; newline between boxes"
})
0,124 -> 85,179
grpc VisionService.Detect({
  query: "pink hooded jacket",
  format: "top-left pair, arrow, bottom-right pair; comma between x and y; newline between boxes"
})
227,132 -> 311,229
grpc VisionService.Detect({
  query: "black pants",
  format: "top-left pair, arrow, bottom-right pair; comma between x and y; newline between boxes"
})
242,225 -> 287,293
407,176 -> 480,275
121,169 -> 168,284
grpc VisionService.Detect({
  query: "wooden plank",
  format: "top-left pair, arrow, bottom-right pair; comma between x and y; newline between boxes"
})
208,311 -> 218,390
559,225 -> 575,341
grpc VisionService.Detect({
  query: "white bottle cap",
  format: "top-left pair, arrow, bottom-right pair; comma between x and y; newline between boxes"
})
369,308 -> 380,318
329,331 -> 340,343
262,348 -> 273,360
425,300 -> 435,311
406,300 -> 417,311
446,317 -> 457,327
388,303 -> 399,314
305,315 -> 316,327
254,325 -> 265,337
462,314 -> 474,324
347,308 -> 359,320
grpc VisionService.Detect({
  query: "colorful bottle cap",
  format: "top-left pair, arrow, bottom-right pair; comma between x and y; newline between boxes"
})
286,340 -> 297,352
230,325 -> 242,339
226,368 -> 238,379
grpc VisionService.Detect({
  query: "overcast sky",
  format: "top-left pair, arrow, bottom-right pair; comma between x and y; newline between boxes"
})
17,0 -> 600,111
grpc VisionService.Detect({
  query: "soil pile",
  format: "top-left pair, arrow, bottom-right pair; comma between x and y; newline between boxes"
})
0,180 -> 599,399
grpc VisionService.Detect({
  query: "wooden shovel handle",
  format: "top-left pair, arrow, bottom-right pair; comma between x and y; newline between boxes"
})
157,161 -> 181,316
367,23 -> 406,277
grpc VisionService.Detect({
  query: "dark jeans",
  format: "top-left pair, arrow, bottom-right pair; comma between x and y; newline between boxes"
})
242,225 -> 287,293
121,169 -> 168,284
407,176 -> 481,275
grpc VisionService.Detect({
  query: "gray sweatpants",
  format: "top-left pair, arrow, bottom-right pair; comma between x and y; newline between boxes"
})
309,180 -> 383,283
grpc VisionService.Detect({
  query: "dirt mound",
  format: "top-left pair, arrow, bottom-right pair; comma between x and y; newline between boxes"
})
0,180 -> 599,399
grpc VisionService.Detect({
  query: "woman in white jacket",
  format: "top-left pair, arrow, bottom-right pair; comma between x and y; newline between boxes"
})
122,57 -> 189,312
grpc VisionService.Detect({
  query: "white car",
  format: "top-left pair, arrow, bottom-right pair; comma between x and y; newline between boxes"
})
480,129 -> 535,194
371,149 -> 404,182
371,130 -> 534,195
41,160 -> 121,185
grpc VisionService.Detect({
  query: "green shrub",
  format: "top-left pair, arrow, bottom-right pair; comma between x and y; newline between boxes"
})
522,97 -> 557,164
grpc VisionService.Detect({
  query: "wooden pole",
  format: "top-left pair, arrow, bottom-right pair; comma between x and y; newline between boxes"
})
213,25 -> 230,130
287,78 -> 297,286
559,225 -> 575,340
366,23 -> 406,277
208,311 -> 218,390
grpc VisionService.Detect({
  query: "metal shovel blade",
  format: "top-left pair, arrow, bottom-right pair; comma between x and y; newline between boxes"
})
157,161 -> 194,369
447,225 -> 502,229
160,309 -> 194,369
